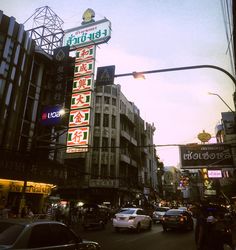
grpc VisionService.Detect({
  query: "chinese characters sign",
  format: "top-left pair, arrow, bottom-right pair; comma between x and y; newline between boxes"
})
66,45 -> 96,153
65,13 -> 111,154
63,19 -> 111,49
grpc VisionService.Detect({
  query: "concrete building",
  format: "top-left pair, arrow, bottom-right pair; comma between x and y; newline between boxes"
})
0,8 -> 158,212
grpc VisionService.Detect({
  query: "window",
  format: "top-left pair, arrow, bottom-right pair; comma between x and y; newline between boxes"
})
103,114 -> 109,127
28,224 -> 52,248
101,164 -> 108,177
94,113 -> 101,126
111,115 -> 116,128
104,86 -> 111,94
93,137 -> 100,150
110,165 -> 115,177
91,163 -> 99,178
102,137 -> 108,152
28,223 -> 79,248
111,139 -> 115,152
96,96 -> 102,104
104,96 -> 110,104
112,87 -> 117,96
112,98 -> 116,106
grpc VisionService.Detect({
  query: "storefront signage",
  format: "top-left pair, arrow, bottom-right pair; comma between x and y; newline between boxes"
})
63,19 -> 111,49
208,170 -> 222,178
180,144 -> 233,169
66,127 -> 90,153
41,106 -> 63,126
69,108 -> 90,127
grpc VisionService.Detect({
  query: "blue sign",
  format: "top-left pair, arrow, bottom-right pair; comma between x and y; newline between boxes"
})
40,106 -> 63,126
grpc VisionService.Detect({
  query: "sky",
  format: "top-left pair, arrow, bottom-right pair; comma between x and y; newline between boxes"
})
1,0 -> 235,166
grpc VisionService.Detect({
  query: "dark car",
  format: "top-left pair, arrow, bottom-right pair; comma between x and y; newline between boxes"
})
0,219 -> 101,249
161,209 -> 193,232
81,203 -> 110,230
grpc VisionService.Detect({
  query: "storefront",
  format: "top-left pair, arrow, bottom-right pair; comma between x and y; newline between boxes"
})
0,179 -> 55,215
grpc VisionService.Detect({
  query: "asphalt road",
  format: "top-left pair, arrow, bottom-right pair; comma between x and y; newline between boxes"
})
73,221 -> 197,250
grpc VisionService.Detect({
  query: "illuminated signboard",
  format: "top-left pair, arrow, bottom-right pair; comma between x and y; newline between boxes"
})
180,144 -> 233,169
63,18 -> 111,49
73,75 -> 94,92
40,106 -> 62,126
65,9 -> 111,154
69,108 -> 90,127
208,170 -> 222,178
66,127 -> 90,153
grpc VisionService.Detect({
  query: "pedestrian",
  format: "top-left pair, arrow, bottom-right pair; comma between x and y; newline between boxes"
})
194,204 -> 208,250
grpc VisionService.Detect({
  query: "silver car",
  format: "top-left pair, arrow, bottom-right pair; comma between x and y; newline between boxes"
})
0,219 -> 101,249
112,207 -> 152,233
152,207 -> 170,223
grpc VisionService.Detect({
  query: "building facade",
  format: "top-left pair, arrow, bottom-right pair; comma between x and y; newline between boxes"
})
0,9 -> 159,213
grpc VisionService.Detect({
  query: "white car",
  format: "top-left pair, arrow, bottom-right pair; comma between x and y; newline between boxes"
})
112,207 -> 152,232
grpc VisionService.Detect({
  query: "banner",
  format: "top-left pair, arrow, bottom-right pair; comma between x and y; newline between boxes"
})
180,144 -> 233,169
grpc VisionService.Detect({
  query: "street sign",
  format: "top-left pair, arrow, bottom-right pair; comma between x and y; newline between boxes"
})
96,65 -> 115,86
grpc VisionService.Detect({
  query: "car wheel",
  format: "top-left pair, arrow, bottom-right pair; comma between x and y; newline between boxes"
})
136,223 -> 141,233
148,221 -> 152,230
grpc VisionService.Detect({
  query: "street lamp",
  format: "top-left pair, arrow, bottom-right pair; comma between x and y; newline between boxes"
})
208,92 -> 235,113
115,64 -> 236,111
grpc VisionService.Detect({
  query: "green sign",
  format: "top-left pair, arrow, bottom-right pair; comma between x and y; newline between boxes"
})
63,19 -> 111,50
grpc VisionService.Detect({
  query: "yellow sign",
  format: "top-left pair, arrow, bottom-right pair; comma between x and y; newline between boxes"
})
82,8 -> 95,24
197,130 -> 211,143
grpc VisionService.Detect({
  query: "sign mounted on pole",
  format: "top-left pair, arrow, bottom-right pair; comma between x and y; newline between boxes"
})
180,143 -> 233,169
96,65 -> 115,86
63,18 -> 111,49
65,9 -> 112,154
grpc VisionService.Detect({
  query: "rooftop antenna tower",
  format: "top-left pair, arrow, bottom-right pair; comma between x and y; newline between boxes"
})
24,6 -> 64,55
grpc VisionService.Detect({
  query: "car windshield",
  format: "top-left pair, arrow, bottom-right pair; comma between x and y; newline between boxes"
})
156,207 -> 169,212
0,222 -> 25,245
118,209 -> 135,215
165,210 -> 183,216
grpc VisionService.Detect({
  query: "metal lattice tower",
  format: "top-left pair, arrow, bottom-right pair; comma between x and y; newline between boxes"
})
25,6 -> 64,55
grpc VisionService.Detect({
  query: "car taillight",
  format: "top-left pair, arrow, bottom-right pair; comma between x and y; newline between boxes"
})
179,216 -> 187,222
129,216 -> 136,220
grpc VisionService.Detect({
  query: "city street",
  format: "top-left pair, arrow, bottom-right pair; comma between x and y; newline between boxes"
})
73,221 -> 196,250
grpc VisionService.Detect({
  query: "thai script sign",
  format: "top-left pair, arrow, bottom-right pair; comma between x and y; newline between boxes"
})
180,144 -> 233,169
63,19 -> 111,49
40,106 -> 63,126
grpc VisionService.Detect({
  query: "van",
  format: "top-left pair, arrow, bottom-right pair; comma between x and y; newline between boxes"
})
81,203 -> 110,230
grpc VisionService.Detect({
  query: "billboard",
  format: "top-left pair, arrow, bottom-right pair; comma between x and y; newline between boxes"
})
40,106 -> 63,126
65,9 -> 112,154
180,143 -> 233,169
63,18 -> 111,49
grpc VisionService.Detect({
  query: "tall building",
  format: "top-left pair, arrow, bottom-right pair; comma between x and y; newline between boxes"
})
61,84 -> 158,206
0,10 -> 68,214
0,9 -> 158,213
